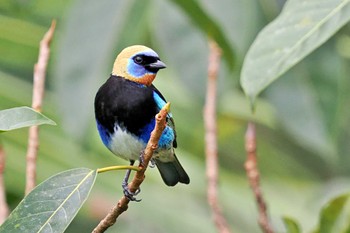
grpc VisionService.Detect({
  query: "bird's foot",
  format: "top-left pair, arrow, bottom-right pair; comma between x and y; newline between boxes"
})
149,158 -> 156,168
122,181 -> 141,202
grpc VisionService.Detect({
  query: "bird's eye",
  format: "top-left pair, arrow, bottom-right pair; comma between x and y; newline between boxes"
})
134,56 -> 143,64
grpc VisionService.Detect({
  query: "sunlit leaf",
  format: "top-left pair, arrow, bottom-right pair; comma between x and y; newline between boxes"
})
0,106 -> 56,132
314,193 -> 350,233
283,216 -> 301,233
0,168 -> 97,233
169,0 -> 235,69
241,0 -> 350,102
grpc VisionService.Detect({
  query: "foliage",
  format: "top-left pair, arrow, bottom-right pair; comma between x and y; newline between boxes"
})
241,0 -> 350,102
0,168 -> 96,233
0,107 -> 55,132
0,0 -> 350,232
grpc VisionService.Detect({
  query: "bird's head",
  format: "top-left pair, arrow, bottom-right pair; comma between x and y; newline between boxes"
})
112,45 -> 166,86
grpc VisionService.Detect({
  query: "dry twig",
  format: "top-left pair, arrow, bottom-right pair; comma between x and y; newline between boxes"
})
204,40 -> 231,233
92,103 -> 170,233
0,144 -> 9,224
25,20 -> 56,195
244,122 -> 273,233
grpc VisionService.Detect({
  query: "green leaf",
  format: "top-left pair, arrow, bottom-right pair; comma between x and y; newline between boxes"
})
283,216 -> 301,233
0,106 -> 56,132
169,0 -> 235,69
0,168 -> 97,233
240,0 -> 350,102
314,193 -> 350,233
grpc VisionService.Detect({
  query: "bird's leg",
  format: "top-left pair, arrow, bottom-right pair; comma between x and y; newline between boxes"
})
122,160 -> 141,202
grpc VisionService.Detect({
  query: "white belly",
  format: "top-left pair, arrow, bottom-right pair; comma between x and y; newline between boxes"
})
108,125 -> 175,163
108,126 -> 145,161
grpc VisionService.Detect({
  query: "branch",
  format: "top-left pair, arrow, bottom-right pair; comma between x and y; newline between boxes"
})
204,40 -> 231,233
244,122 -> 273,233
25,20 -> 56,195
0,143 -> 9,224
92,103 -> 170,233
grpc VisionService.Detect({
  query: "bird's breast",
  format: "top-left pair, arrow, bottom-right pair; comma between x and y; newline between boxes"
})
108,125 -> 145,161
95,76 -> 158,136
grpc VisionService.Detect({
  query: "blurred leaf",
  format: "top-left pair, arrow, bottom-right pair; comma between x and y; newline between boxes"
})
266,73 -> 336,161
0,14 -> 45,47
154,0 -> 209,97
219,91 -> 276,128
200,0 -> 261,56
55,0 -> 148,140
0,106 -> 56,132
344,221 -> 350,233
314,193 -> 350,233
0,168 -> 97,233
241,0 -> 350,101
168,0 -> 235,69
283,216 -> 301,233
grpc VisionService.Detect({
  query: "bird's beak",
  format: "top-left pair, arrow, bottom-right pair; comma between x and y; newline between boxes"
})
146,60 -> 167,70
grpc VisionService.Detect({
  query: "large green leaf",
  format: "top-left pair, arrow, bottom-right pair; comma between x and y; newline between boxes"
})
0,106 -> 56,132
168,0 -> 235,69
314,193 -> 350,233
0,168 -> 97,233
241,0 -> 350,101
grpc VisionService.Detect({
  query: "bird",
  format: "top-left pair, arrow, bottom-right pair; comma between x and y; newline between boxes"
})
94,45 -> 190,200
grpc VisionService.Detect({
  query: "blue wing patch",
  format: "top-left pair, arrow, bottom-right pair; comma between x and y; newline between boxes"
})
139,118 -> 174,149
96,120 -> 111,148
153,91 -> 172,117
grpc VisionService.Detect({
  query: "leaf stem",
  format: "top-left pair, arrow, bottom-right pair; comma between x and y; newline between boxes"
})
97,165 -> 141,174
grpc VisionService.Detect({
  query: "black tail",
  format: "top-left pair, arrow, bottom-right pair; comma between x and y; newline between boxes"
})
155,154 -> 190,186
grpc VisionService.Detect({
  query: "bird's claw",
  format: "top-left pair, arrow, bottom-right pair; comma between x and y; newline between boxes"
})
149,158 -> 156,168
122,181 -> 141,202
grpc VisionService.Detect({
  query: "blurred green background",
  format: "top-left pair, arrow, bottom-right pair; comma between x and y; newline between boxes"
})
1,0 -> 350,232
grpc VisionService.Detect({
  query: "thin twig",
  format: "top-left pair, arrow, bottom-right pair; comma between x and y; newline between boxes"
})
204,40 -> 231,233
0,143 -> 9,224
25,20 -> 56,195
92,103 -> 170,233
244,122 -> 273,233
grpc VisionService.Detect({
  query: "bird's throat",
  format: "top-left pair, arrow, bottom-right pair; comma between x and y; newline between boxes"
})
123,73 -> 156,86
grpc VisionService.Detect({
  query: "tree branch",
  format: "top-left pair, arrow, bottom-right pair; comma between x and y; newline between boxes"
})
92,103 -> 170,233
0,143 -> 9,224
244,122 -> 273,233
204,40 -> 231,233
25,20 -> 56,195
